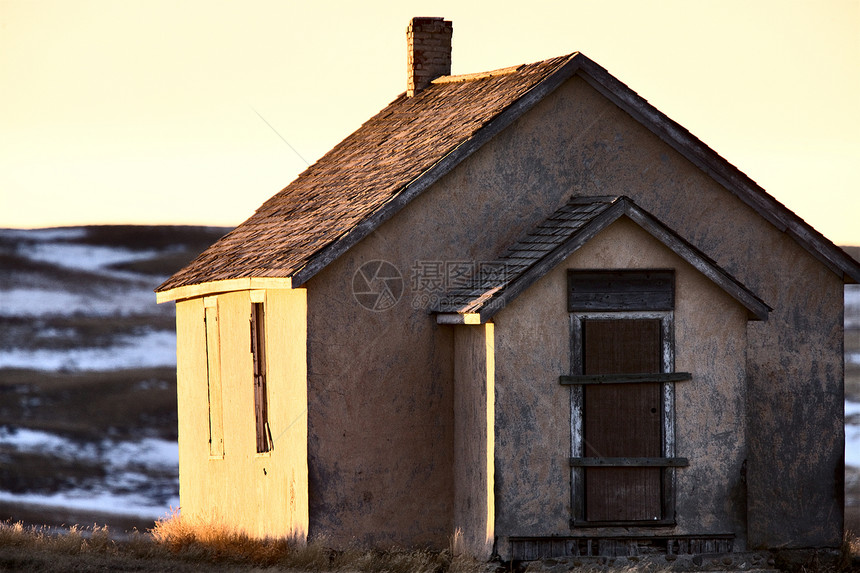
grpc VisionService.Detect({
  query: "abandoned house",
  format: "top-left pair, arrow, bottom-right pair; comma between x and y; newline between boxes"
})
156,17 -> 860,560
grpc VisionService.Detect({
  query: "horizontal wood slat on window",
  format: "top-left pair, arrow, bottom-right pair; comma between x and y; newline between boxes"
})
560,372 -> 691,385
568,270 -> 674,311
570,457 -> 689,467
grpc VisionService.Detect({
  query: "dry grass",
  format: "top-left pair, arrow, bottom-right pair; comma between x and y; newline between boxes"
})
840,531 -> 860,570
4,516 -> 860,573
0,519 -> 204,572
0,521 -> 105,553
150,509 -> 292,565
146,511 -> 487,572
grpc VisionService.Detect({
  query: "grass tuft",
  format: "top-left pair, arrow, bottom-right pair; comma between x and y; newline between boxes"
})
151,509 -> 291,565
839,530 -> 860,571
0,520 -> 117,556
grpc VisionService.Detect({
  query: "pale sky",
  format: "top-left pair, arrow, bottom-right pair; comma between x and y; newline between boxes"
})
1,0 -> 858,245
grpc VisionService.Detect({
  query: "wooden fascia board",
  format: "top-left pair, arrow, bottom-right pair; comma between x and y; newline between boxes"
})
290,55 -> 584,288
155,277 -> 293,304
621,202 -> 771,321
435,313 -> 482,325
478,200 -> 628,322
573,56 -> 860,284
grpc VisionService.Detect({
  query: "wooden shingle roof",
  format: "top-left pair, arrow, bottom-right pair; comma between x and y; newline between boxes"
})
156,55 -> 574,295
157,52 -> 860,300
432,196 -> 772,323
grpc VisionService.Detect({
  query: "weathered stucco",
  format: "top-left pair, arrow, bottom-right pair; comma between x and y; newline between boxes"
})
175,288 -> 308,539
492,217 -> 749,558
301,73 -> 842,549
418,73 -> 842,548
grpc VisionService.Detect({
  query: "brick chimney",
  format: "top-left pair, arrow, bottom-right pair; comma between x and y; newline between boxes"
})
406,17 -> 452,97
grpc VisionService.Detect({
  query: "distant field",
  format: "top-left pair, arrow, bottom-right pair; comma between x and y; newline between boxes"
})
849,327 -> 860,401
845,245 -> 860,402
0,225 -> 228,530
843,246 -> 860,534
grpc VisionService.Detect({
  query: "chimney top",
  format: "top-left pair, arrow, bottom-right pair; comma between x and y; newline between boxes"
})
406,17 -> 453,97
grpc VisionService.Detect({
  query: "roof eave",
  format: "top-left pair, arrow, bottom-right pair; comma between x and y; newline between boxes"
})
156,277 -> 293,304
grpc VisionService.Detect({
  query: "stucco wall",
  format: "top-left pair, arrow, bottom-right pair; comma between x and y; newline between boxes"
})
301,71 -> 841,549
492,218 -> 749,557
513,76 -> 844,547
453,324 -> 495,559
437,73 -> 842,548
175,288 -> 308,539
304,242 -> 455,547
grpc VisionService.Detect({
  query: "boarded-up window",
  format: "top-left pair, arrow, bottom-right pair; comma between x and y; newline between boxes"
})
563,270 -> 689,527
583,319 -> 662,521
251,302 -> 273,453
204,296 -> 224,457
568,270 -> 674,312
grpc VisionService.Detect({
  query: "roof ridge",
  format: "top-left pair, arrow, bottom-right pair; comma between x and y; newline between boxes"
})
431,53 -> 576,85
432,65 -> 523,84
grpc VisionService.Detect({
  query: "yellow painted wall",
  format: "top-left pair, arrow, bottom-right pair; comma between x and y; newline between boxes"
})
175,288 -> 308,540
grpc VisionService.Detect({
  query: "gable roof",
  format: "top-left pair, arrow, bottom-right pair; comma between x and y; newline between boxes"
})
156,55 -> 573,297
432,196 -> 771,324
157,52 -> 860,300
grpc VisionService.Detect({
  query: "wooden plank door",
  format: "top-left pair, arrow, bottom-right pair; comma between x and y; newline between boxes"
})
583,319 -> 662,521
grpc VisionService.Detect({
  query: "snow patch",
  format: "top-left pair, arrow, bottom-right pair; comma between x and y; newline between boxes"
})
847,401 -> 860,468
847,286 -> 860,329
0,227 -> 88,242
846,401 -> 860,417
109,438 -> 179,469
848,427 -> 860,468
0,427 -> 178,468
0,330 -> 176,371
0,427 -> 179,519
0,288 -> 165,318
0,490 -> 177,520
0,427 -> 70,452
23,242 -> 160,274
847,286 -> 860,306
